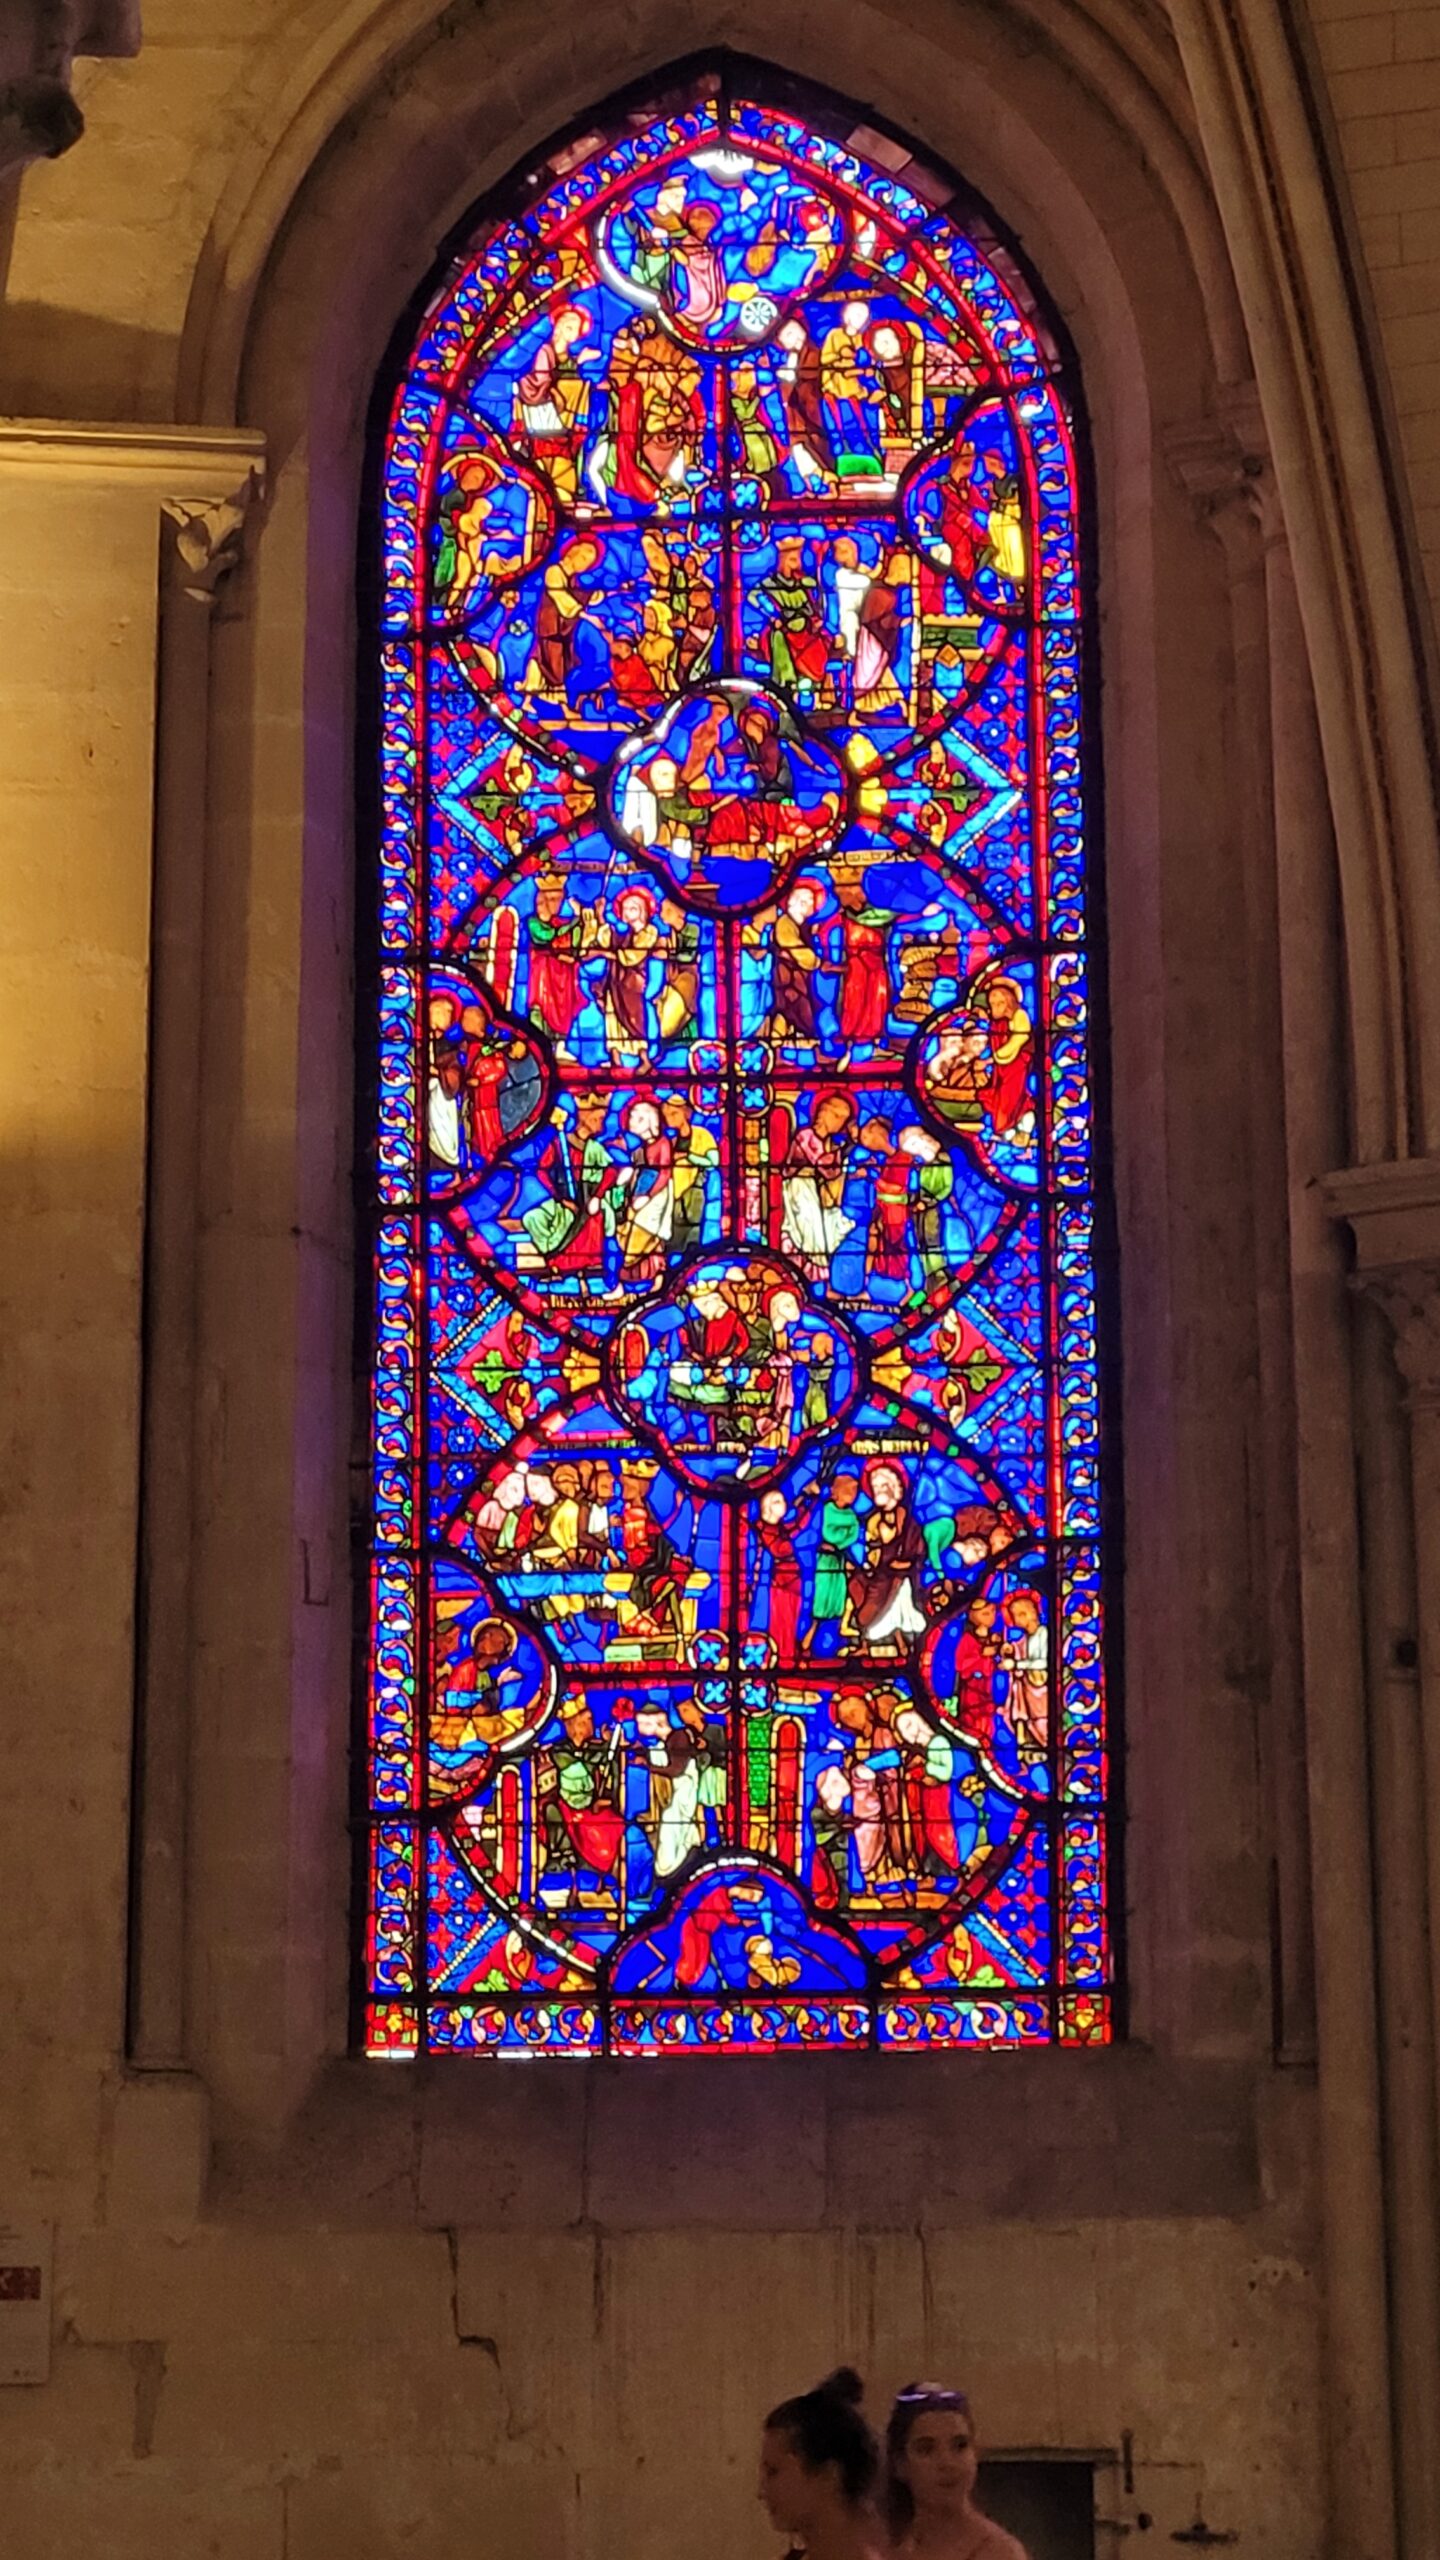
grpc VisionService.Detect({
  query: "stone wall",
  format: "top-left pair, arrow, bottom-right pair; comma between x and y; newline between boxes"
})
0,4 -> 1436,2556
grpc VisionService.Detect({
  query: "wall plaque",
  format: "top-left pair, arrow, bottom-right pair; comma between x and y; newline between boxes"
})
0,2222 -> 51,2383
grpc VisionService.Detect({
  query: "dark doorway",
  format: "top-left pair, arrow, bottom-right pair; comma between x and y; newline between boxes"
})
978,2460 -> 1096,2558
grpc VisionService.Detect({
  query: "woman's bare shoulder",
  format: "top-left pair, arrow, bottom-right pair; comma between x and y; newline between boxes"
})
889,2530 -> 1030,2560
979,2528 -> 1031,2560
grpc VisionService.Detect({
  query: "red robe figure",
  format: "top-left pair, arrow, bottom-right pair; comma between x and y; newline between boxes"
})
899,1709 -> 962,1874
550,1703 -> 625,1875
464,1038 -> 510,1160
918,439 -> 982,615
951,1599 -> 1001,1746
549,1094 -> 612,1280
676,1881 -> 743,1987
835,880 -> 892,1046
528,877 -> 582,1043
868,1137 -> 912,1283
938,441 -> 982,579
982,977 -> 1034,1134
755,1489 -> 804,1660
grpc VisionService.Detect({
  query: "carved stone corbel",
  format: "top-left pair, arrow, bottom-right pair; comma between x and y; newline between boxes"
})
1358,1259 -> 1440,1415
0,1 -> 140,182
162,488 -> 259,606
1163,383 -> 1278,552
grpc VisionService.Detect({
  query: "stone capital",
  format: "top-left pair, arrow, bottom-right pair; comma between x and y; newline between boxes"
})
1163,384 -> 1279,547
162,477 -> 264,606
1353,1259 -> 1440,1408
1324,1157 -> 1440,1406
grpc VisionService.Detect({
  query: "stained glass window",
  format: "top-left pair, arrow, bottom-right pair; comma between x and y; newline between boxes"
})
362,69 -> 1112,2057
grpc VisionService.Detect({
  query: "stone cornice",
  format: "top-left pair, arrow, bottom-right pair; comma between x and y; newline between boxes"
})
1323,1157 -> 1440,1272
0,422 -> 267,500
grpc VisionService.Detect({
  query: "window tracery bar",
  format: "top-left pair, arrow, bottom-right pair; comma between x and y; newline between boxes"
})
362,69 -> 1112,2056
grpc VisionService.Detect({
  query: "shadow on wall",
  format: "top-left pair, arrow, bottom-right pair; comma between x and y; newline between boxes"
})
0,304 -> 176,420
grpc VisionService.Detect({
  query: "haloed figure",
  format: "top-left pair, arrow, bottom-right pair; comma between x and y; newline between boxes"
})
759,2370 -> 887,2560
885,2383 -> 1028,2560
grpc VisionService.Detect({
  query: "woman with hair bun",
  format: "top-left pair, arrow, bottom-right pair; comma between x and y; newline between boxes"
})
758,2367 -> 887,2560
884,2383 -> 1028,2558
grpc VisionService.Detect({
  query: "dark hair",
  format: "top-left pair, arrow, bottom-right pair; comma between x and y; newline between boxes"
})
885,2381 -> 975,2535
765,2367 -> 879,2506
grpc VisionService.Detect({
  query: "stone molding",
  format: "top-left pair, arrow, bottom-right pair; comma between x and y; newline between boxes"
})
1168,0 -> 1440,1171
126,434 -> 267,2078
1327,1153 -> 1440,2560
0,0 -> 139,181
0,419 -> 267,493
1324,1156 -> 1440,1267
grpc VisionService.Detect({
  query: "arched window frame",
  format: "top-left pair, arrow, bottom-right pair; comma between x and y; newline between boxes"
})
353,60 -> 1117,2058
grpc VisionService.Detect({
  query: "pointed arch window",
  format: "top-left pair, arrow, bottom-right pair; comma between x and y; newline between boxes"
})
362,66 -> 1113,2055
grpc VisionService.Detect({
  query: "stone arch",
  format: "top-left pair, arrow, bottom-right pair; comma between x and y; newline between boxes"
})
183,0 -> 1237,2099
175,0 -> 1440,1159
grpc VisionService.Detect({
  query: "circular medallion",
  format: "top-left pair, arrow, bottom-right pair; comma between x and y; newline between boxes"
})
607,682 -> 846,914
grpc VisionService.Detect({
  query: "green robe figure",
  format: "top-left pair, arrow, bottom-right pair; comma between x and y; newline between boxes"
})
912,1155 -> 954,1300
802,1335 -> 836,1433
808,1478 -> 864,1653
732,363 -> 782,478
760,545 -> 828,702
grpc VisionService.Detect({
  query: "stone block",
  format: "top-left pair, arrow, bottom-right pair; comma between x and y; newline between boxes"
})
0,2343 -> 140,2467
857,2230 -> 931,2402
1339,110 -> 1398,166
1375,252 -> 1440,312
1358,208 -> 1403,264
1320,14 -> 1398,70
826,2051 -> 1263,2228
584,2057 -> 826,2228
0,2048 -> 109,2226
1353,152 -> 1440,211
61,2227 -> 454,2350
151,2338 -> 506,2463
417,2061 -> 587,2228
598,2230 -> 851,2461
284,2456 -> 577,2560
574,2455 -> 766,2560
453,2230 -> 601,2462
1395,101 -> 1440,156
826,2090 -> 932,2227
1333,55 -> 1440,116
105,2075 -> 210,2227
1391,352 -> 1440,410
1089,2220 -> 1321,2477
1398,5 -> 1440,58
1402,200 -> 1440,257
922,2221 -> 1101,2440
0,2462 -> 285,2560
